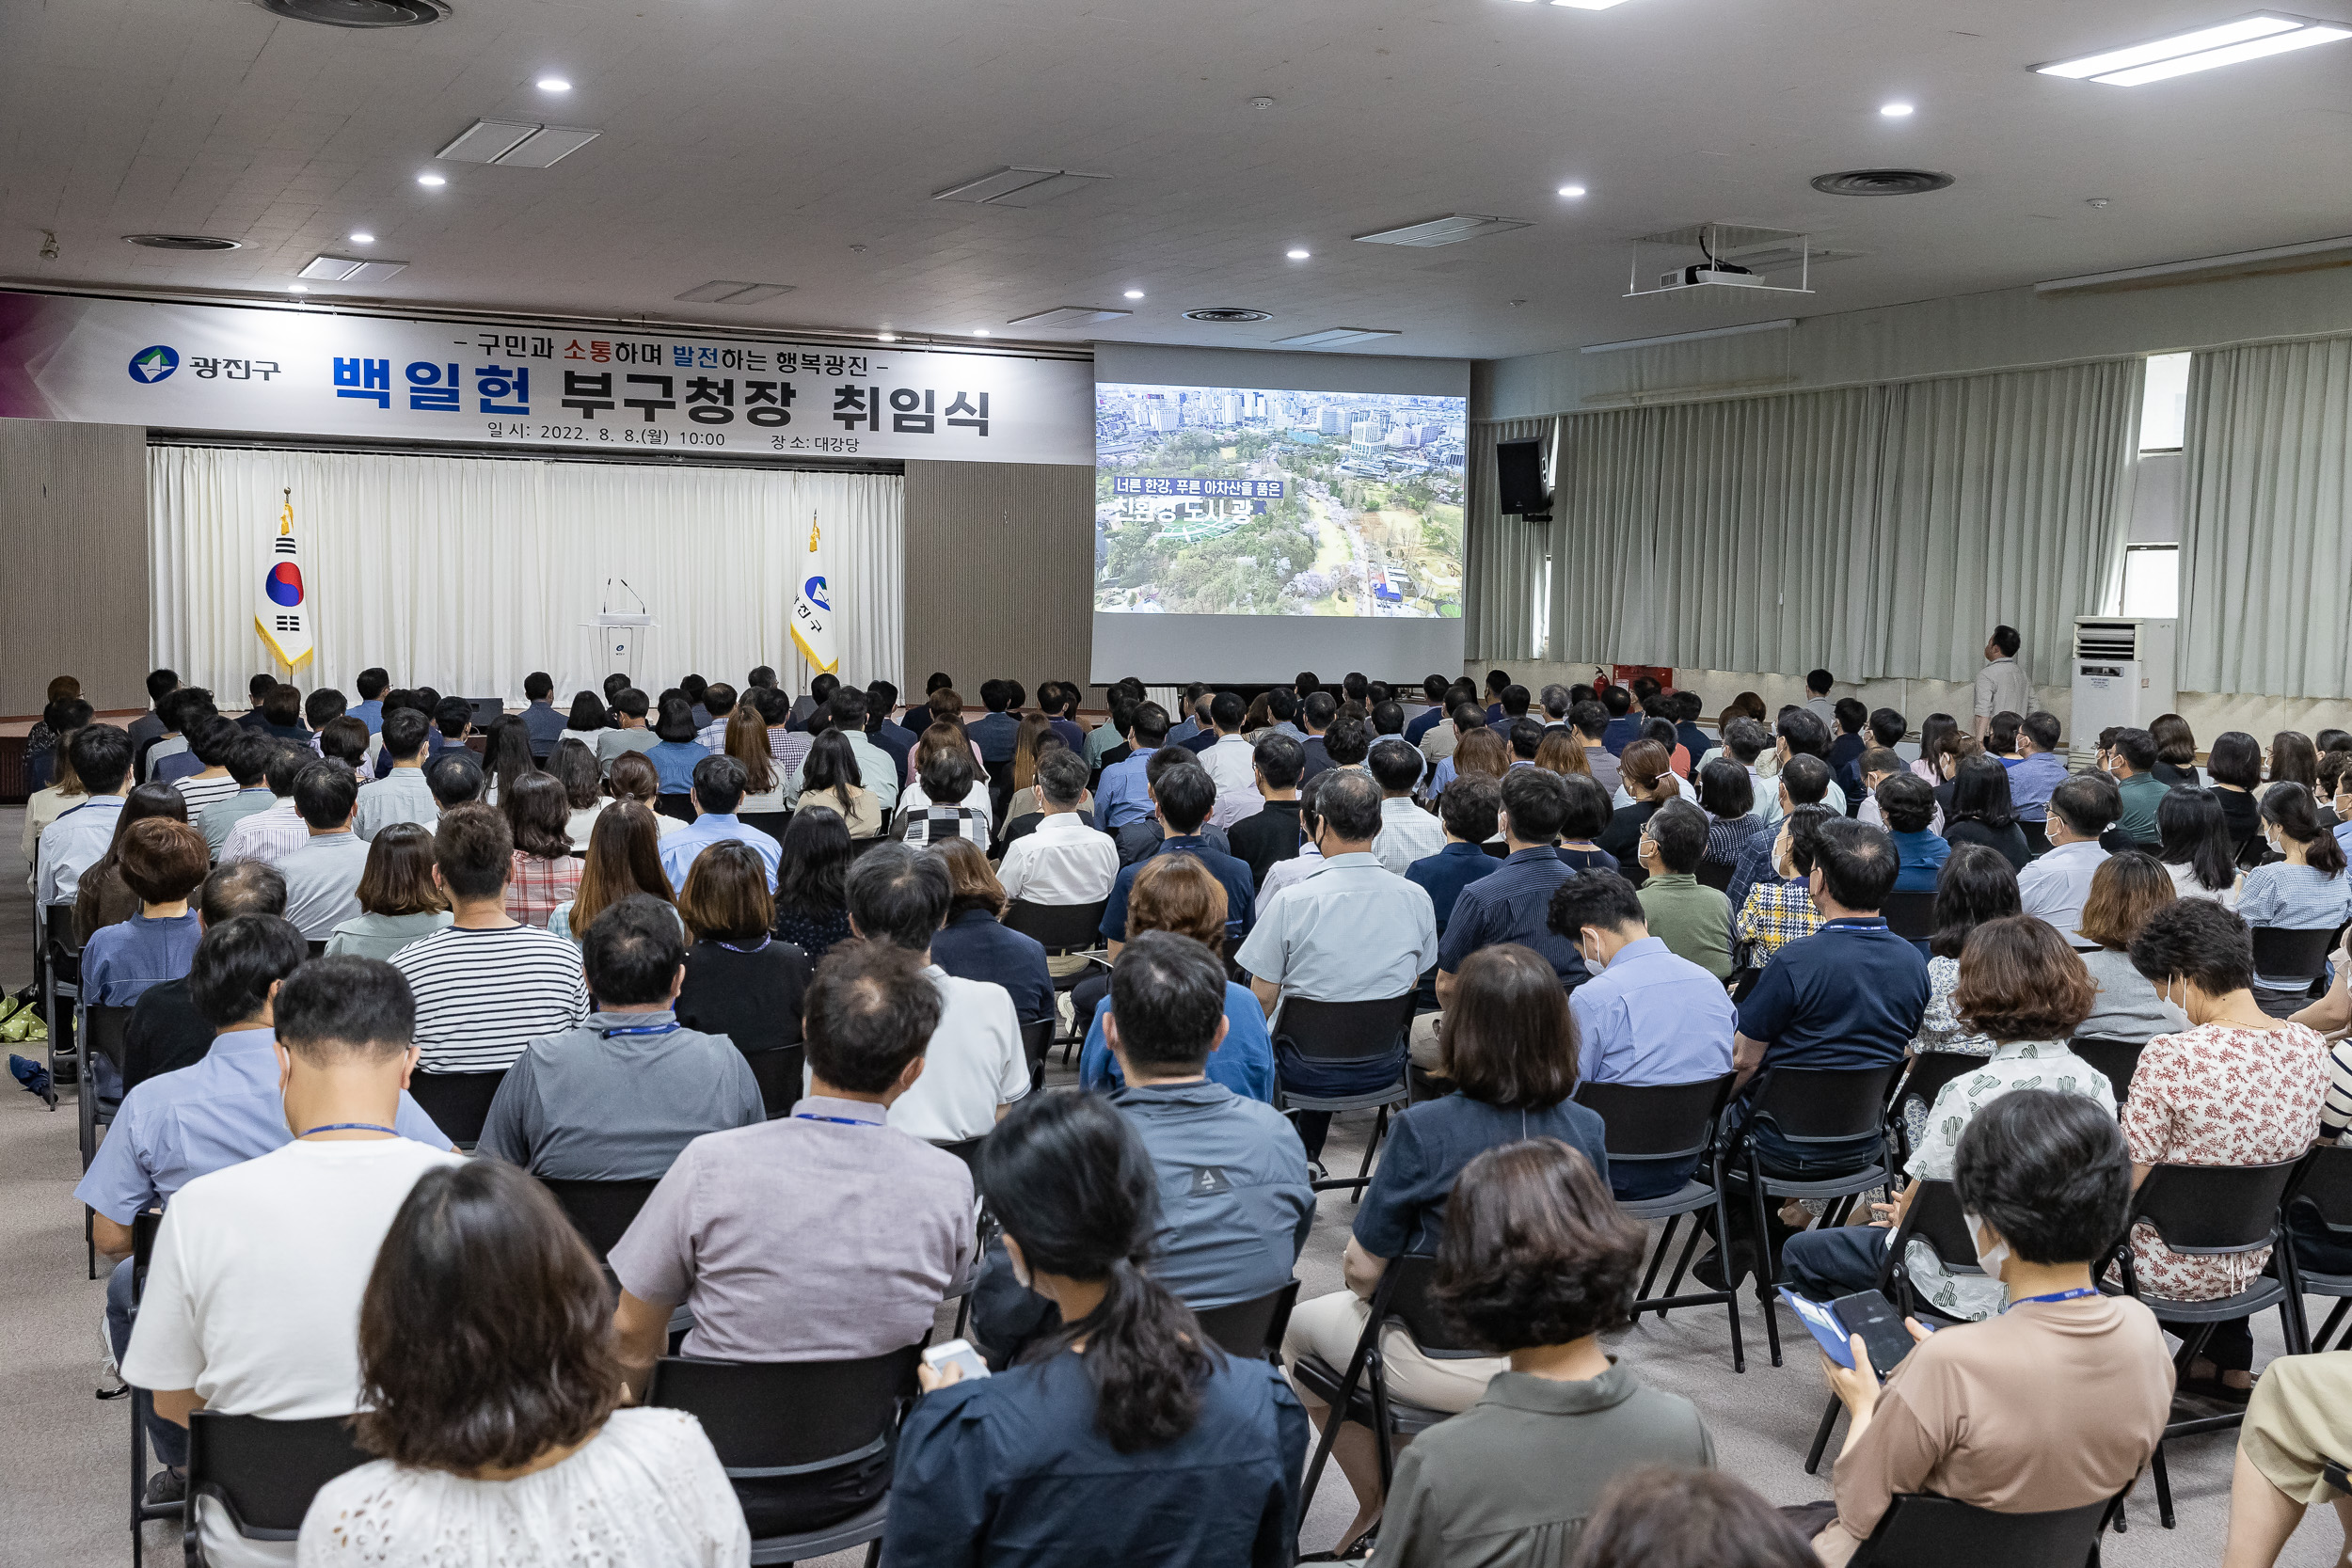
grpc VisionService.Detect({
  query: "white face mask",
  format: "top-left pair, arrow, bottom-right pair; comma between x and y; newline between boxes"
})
1964,1212 -> 2010,1278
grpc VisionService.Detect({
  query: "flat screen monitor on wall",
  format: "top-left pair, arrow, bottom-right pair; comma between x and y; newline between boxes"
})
1089,343 -> 1471,684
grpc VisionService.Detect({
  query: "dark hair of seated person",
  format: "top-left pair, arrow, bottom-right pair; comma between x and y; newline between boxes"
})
580,893 -> 689,1006
1438,774 -> 1501,843
1434,1137 -> 1646,1352
564,690 -> 609,732
187,913 -> 308,1028
1547,867 -> 1645,943
354,1160 -> 620,1473
2155,786 -> 2237,895
2262,780 -> 2348,876
919,745 -> 977,807
263,683 -> 305,729
571,801 -> 672,935
71,722 -> 135,796
498,771 -> 570,863
845,841 -> 950,951
1149,761 -> 1217,836
603,750 -> 660,809
1697,756 -> 1753,821
314,715 -> 368,768
292,760 -> 358,832
977,1091 -> 1216,1452
480,715 -> 538,801
676,839 -> 772,944
424,752 -> 485,809
1438,943 -> 1578,1111
379,705 -> 432,763
1644,800 -> 1709,874
275,955 -> 415,1060
1107,929 -> 1227,1074
1498,764 -> 1569,844
933,837 -> 1008,921
2128,895 -> 2257,997
547,738 -> 602,810
1951,914 -> 2097,1041
2047,772 -> 2121,839
1577,1467 -> 1820,1568
803,939 -> 942,1092
198,859 -> 286,925
1953,1087 -> 2132,1266
775,805 -> 853,919
118,817 -> 211,905
1810,817 -> 1898,911
1927,843 -> 2020,959
433,801 -> 514,902
2075,850 -> 2175,954
802,730 -> 864,818
356,823 -> 449,919
1872,770 -> 1937,835
1945,754 -> 2017,830
1251,732 -> 1305,789
186,714 -> 241,771
1035,746 -> 1089,810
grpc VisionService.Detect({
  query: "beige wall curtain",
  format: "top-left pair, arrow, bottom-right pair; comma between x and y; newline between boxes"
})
1532,358 -> 2138,688
1462,416 -> 1556,661
2180,338 -> 2352,699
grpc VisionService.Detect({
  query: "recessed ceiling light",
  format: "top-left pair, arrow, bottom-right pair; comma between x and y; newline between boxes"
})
2035,14 -> 2351,84
1286,248 -> 1311,260
1549,0 -> 1636,9
1122,289 -> 1145,299
349,231 -> 374,244
289,283 -> 310,293
416,173 -> 446,186
1557,184 -> 1587,198
1880,102 -> 1915,116
877,331 -> 898,342
974,329 -> 991,337
536,77 -> 571,91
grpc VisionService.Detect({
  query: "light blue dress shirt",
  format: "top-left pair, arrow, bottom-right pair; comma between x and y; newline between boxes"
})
1076,985 -> 1279,1103
1568,935 -> 1738,1085
1094,744 -> 1162,830
657,813 -> 783,895
36,794 -> 126,904
72,1027 -> 450,1222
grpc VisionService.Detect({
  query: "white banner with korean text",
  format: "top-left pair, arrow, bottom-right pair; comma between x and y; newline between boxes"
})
0,290 -> 1093,466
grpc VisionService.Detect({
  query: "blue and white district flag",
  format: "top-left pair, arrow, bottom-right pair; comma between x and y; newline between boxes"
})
256,487 -> 314,669
789,513 -> 837,674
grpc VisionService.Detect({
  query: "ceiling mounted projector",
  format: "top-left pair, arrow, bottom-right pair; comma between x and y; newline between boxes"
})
1627,223 -> 1820,299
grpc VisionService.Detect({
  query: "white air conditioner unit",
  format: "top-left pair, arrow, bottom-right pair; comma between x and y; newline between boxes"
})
2068,616 -> 2177,768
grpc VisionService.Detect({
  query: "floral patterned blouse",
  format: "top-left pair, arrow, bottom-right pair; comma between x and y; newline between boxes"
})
2118,1021 -> 2330,1302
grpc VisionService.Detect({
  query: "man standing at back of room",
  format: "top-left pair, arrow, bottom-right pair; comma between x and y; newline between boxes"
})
1803,670 -> 1838,734
1974,625 -> 2032,744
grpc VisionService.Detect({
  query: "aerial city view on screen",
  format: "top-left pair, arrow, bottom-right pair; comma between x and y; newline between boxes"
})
1093,382 -> 1468,618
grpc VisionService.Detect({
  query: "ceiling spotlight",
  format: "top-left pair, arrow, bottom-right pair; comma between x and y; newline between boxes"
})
1123,289 -> 1145,299
1880,102 -> 1915,116
349,231 -> 374,244
877,331 -> 898,341
416,173 -> 446,186
1286,248 -> 1311,260
536,76 -> 571,91
289,283 -> 310,293
974,328 -> 991,337
1557,184 -> 1587,198
1251,96 -> 1276,109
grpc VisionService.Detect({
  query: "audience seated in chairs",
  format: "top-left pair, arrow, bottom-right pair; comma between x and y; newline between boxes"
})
595,686 -> 660,770
324,822 -> 453,961
897,745 -> 995,850
277,762 -> 373,941
771,804 -> 858,959
2120,898 -> 2332,1399
795,729 -> 885,839
121,861 -> 288,1094
549,800 -> 675,945
658,753 -> 784,895
1103,759 -> 1254,940
995,746 -> 1118,905
422,747 -> 486,813
2074,851 -> 2192,1046
1781,915 -> 2116,1319
1939,753 -> 2028,870
883,1090 -> 1307,1567
500,770 -> 583,928
1731,752 -> 1831,909
548,736 -> 607,850
1404,776 -> 1502,958
1281,943 -> 1609,1550
644,697 -> 709,798
2238,783 -> 2352,1016
1377,1138 -> 1715,1566
1698,817 -> 1927,1291
77,817 -> 208,1014
72,780 -> 186,942
2018,773 -> 2119,949
1371,738 -> 1445,875
1578,1467 -> 1818,1568
1222,732 -> 1307,884
477,894 -> 762,1180
389,803 -> 589,1074
354,707 -> 437,843
975,930 -> 1310,1364
607,941 -> 975,1535
1731,803 -> 1834,976
1549,868 -> 1737,1199
170,714 -> 245,817
843,842 -> 1030,1144
119,957 -> 461,1556
298,1159 -> 746,1567
1078,854 -> 1278,1102
673,839 -> 810,1058
1872,772 -> 1948,895
2159,785 -> 2245,905
1636,800 -> 1735,981
596,749 -> 680,842
927,840 -> 1055,1028
197,729 -> 277,857
1802,1090 -> 2173,1566
1695,755 -> 1764,875
1113,748 -> 1242,869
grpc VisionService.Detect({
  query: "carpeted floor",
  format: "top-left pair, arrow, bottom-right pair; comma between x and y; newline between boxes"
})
3,804 -> 2340,1567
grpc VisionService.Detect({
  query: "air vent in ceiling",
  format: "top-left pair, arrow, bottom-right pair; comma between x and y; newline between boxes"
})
1809,168 -> 1954,197
674,281 -> 796,306
124,234 -> 243,251
933,167 -> 1112,208
437,119 -> 602,168
1354,214 -> 1533,247
252,0 -> 447,25
297,255 -> 408,283
1006,306 -> 1133,328
1184,308 -> 1274,324
1274,327 -> 1400,348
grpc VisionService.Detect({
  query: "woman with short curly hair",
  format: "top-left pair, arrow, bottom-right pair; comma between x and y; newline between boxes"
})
1375,1138 -> 1715,1567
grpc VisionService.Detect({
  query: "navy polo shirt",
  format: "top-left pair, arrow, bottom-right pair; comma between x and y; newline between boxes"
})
928,908 -> 1054,1027
1354,1093 -> 1610,1259
1406,841 -> 1498,932
1100,835 -> 1256,945
1735,916 -> 1928,1075
1601,715 -> 1645,756
1405,706 -> 1445,747
865,720 -> 915,786
1435,847 -> 1590,991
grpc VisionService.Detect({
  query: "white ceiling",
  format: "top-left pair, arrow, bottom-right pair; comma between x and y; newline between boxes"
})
4,0 -> 2349,361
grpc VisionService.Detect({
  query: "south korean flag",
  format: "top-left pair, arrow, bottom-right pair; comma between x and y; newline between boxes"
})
255,488 -> 314,670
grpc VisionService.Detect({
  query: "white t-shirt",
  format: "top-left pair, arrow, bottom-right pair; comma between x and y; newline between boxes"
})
874,966 -> 1029,1144
123,1136 -> 463,1568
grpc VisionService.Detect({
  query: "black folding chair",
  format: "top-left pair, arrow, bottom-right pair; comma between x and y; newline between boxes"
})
745,1043 -> 803,1118
126,1211 -> 178,1568
1889,1051 -> 1985,1169
2284,1144 -> 2352,1353
1881,890 -> 1936,944
1804,1180 -> 1981,1473
2021,819 -> 2052,859
40,899 -> 82,1085
644,1346 -> 923,1566
1273,994 -> 1419,1199
403,1069 -> 507,1149
655,791 -> 696,823
739,809 -> 792,840
1293,1256 -> 1483,1546
1695,858 -> 1736,894
304,940 -> 327,958
1193,1279 -> 1300,1363
1019,1017 -> 1054,1095
2106,1159 -> 2310,1528
1574,1074 -> 1747,1371
79,1003 -> 134,1170
540,1177 -> 662,1262
1846,1488 -> 2127,1568
2070,1037 -> 2147,1106
183,1411 -> 373,1567
1722,1063 -> 1902,1367
2249,927 -> 2336,999
1001,899 -> 1112,1050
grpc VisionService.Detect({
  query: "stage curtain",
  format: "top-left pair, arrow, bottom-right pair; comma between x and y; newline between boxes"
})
1462,416 -> 1556,661
148,445 -> 902,705
2180,337 -> 2352,698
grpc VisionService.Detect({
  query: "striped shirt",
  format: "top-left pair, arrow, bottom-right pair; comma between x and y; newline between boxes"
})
696,718 -> 731,751
219,799 -> 312,865
173,773 -> 243,817
2236,863 -> 2352,989
896,805 -> 993,850
2326,1037 -> 2352,1144
389,924 -> 591,1073
505,851 -> 584,929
